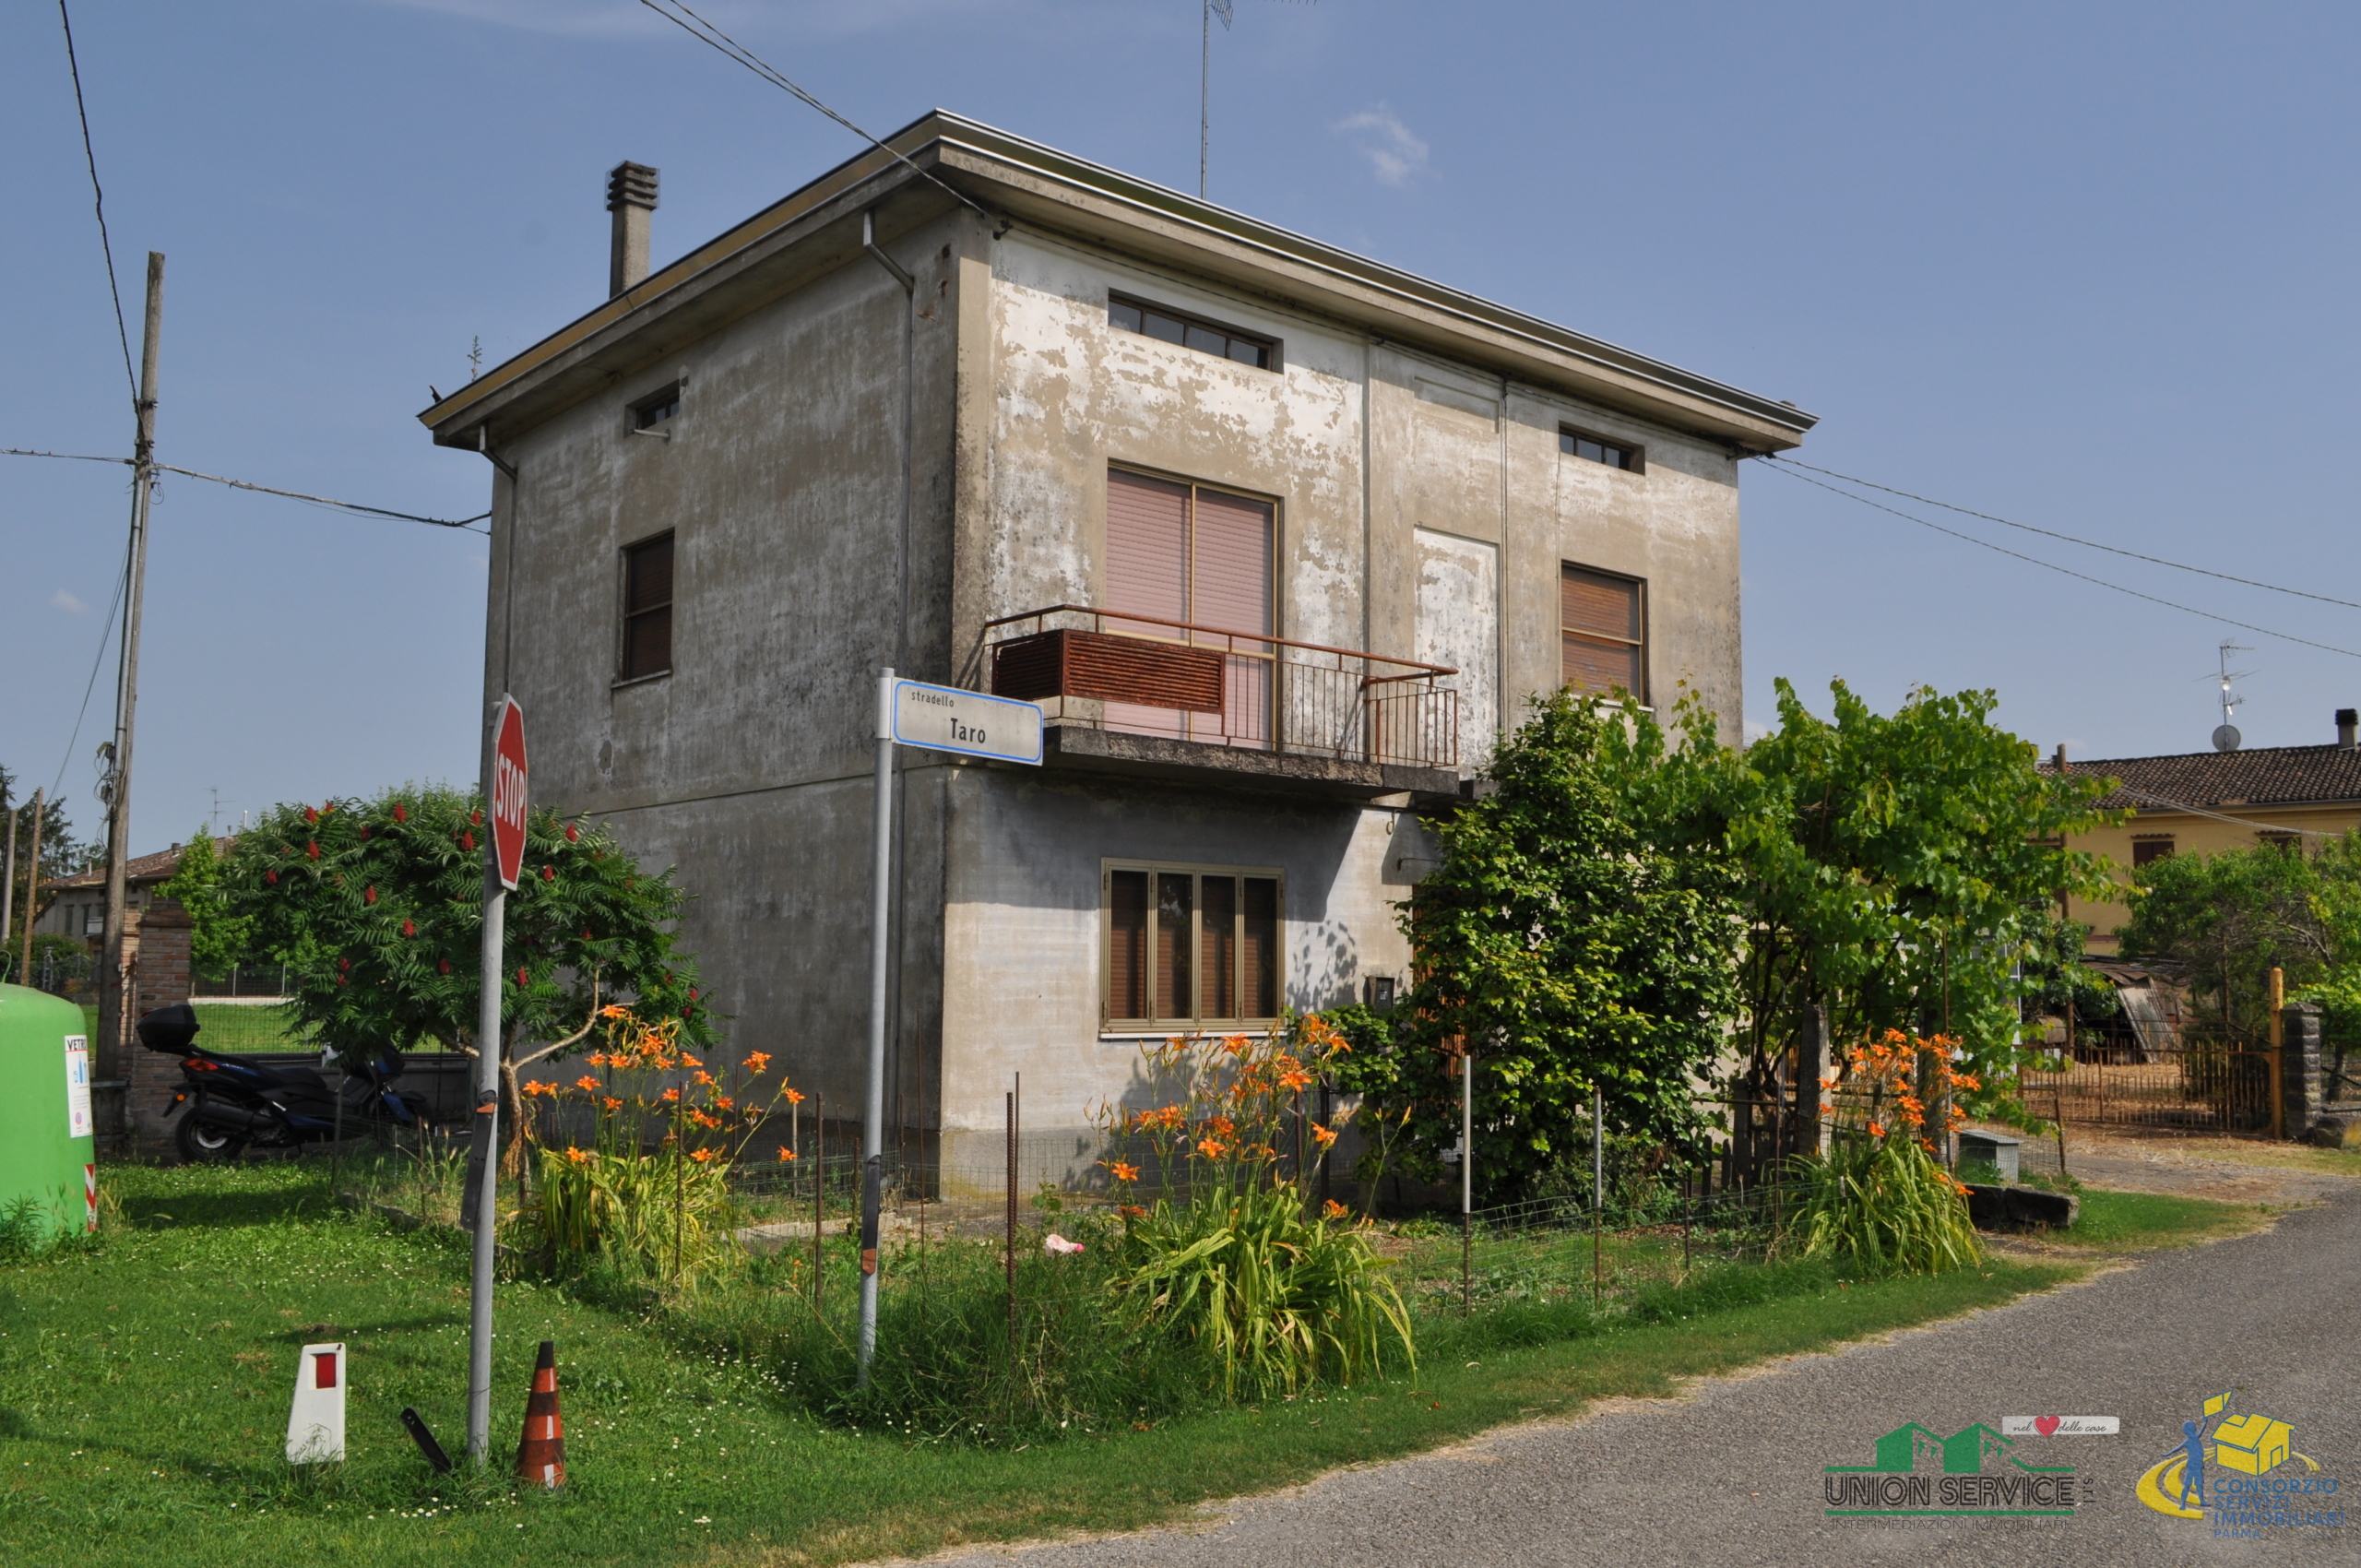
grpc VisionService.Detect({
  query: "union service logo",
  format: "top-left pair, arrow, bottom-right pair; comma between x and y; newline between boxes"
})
2138,1392 -> 2345,1537
1824,1421 -> 2079,1516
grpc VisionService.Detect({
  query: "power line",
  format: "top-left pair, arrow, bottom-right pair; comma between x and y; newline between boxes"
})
52,542 -> 128,804
2,447 -> 488,532
1755,459 -> 2361,661
55,0 -> 136,408
635,0 -> 996,225
1762,454 -> 2361,613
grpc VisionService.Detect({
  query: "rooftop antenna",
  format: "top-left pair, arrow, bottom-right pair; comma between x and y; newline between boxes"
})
2213,638 -> 2253,753
1200,0 -> 1312,201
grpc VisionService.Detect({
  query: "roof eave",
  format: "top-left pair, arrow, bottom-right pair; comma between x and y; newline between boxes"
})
422,111 -> 1815,455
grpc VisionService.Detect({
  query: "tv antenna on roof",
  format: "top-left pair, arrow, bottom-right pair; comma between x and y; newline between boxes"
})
1201,0 -> 1313,200
2212,638 -> 2253,753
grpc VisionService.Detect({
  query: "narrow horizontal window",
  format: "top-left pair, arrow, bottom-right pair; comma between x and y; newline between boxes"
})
1560,426 -> 1641,472
633,384 -> 681,431
1109,293 -> 1275,371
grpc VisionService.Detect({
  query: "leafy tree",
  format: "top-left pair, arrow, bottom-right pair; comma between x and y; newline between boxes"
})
208,786 -> 715,1104
157,829 -> 254,975
1703,680 -> 2118,1123
1348,692 -> 1742,1204
2,764 -> 94,929
2119,830 -> 2361,1042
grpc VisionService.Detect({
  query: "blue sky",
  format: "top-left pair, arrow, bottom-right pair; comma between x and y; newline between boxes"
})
5,1 -> 2357,855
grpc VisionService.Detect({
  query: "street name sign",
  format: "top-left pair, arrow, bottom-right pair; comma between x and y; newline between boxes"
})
886,679 -> 1043,765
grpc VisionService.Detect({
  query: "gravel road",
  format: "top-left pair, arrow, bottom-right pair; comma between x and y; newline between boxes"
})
916,1184 -> 2360,1568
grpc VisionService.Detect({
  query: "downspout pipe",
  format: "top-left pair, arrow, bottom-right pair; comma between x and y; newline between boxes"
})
858,207 -> 918,1385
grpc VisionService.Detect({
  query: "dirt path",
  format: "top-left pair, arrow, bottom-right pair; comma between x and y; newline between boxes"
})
2009,1127 -> 2359,1205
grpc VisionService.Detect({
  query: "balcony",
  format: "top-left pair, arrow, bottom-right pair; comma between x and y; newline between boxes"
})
982,605 -> 1462,801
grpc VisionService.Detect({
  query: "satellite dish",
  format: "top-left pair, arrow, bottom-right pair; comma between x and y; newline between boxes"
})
2213,724 -> 2242,754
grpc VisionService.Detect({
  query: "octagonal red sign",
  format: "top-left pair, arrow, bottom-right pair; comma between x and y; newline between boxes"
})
490,696 -> 528,892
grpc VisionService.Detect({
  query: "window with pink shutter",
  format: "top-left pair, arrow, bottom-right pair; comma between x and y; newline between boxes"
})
1104,469 -> 1274,746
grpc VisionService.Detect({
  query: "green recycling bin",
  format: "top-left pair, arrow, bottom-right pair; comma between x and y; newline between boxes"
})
0,983 -> 97,1240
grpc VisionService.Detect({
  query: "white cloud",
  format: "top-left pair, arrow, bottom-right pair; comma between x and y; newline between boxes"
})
1742,719 -> 1773,745
51,589 -> 89,614
1332,104 -> 1429,186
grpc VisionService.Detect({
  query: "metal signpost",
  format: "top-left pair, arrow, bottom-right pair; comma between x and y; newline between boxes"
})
860,671 -> 1042,1383
468,695 -> 528,1464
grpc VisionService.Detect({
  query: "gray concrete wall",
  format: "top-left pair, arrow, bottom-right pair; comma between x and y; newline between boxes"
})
931,763 -> 1417,1179
967,232 -> 1745,766
480,208 -> 972,1113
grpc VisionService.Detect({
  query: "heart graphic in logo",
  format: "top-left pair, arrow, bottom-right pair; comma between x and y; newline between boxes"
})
2035,1416 -> 2061,1437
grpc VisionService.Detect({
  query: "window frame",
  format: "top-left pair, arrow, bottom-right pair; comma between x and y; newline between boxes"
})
631,382 -> 682,434
1560,561 -> 1648,705
2131,835 -> 2176,867
615,529 -> 676,685
1559,424 -> 1644,474
1107,292 -> 1280,373
1101,859 -> 1286,1029
1103,463 -> 1283,636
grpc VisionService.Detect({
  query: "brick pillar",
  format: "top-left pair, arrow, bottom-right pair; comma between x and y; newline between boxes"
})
2280,1002 -> 2322,1144
125,898 -> 193,1158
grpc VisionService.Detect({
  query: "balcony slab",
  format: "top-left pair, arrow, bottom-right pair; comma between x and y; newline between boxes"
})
1041,723 -> 1461,803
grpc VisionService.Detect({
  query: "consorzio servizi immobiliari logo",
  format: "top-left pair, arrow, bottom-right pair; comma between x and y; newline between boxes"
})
1822,1399 -> 2348,1535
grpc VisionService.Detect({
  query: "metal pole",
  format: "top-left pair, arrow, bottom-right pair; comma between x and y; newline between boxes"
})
99,254 -> 164,1125
859,670 -> 895,1386
465,874 -> 504,1465
813,1096 -> 825,1315
1460,1049 -> 1472,1318
1592,1085 -> 1604,1310
1200,1 -> 1211,198
1005,1085 -> 1017,1353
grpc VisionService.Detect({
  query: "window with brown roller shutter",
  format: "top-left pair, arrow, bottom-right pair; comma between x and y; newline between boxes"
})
621,531 -> 674,681
1560,564 -> 1644,702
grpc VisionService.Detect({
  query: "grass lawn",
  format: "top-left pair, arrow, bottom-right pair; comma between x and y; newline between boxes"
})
0,1162 -> 2134,1568
2054,1187 -> 2278,1253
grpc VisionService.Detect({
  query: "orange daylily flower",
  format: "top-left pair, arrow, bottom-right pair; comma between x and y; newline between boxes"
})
602,1097 -> 623,1111
688,1147 -> 717,1163
777,1146 -> 797,1161
1323,1199 -> 1350,1220
1109,1160 -> 1141,1182
743,1051 -> 771,1075
785,1087 -> 806,1105
660,1087 -> 681,1103
575,1075 -> 602,1093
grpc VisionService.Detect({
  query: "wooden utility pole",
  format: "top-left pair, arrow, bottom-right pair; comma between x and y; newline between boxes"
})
18,791 -> 43,984
2,800 -> 17,956
97,253 -> 164,1138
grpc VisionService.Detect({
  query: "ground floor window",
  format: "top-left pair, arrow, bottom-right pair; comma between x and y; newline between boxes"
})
1104,861 -> 1282,1028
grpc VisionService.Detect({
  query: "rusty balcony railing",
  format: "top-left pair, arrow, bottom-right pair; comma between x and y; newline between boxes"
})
982,604 -> 1459,772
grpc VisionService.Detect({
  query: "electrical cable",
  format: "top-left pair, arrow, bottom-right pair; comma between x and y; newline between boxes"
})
2,447 -> 488,532
51,540 -> 128,804
635,0 -> 996,224
1755,459 -> 2361,661
1760,454 -> 2361,613
55,0 -> 136,410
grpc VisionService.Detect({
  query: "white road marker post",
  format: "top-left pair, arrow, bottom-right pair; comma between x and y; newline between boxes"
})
286,1342 -> 348,1466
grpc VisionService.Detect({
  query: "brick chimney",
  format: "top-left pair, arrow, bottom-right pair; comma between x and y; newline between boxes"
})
606,161 -> 659,297
2337,708 -> 2356,750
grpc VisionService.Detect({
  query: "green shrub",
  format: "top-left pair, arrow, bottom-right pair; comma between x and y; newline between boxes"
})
1114,1175 -> 1415,1401
1787,1135 -> 1981,1277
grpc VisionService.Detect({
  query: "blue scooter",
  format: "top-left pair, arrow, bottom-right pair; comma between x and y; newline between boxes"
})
136,1002 -> 433,1162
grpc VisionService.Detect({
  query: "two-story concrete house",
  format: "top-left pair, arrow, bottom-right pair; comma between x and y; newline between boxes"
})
419,113 -> 1815,1179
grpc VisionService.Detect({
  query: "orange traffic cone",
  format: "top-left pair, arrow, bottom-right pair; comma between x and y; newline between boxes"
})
515,1339 -> 566,1489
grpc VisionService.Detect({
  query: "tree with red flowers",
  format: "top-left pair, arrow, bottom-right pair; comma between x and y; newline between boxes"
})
196,786 -> 717,1098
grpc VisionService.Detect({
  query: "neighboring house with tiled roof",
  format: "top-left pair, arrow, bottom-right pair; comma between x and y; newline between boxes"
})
34,838 -> 231,950
2046,709 -> 2361,951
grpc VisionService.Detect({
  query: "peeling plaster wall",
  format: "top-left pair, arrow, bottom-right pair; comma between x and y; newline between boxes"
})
481,209 -> 970,1121
926,234 -> 1746,1156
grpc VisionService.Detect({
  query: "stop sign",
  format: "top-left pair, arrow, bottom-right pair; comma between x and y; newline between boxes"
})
490,696 -> 528,891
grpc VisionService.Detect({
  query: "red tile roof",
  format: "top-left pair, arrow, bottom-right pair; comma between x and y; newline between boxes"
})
41,837 -> 235,893
2047,745 -> 2361,814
